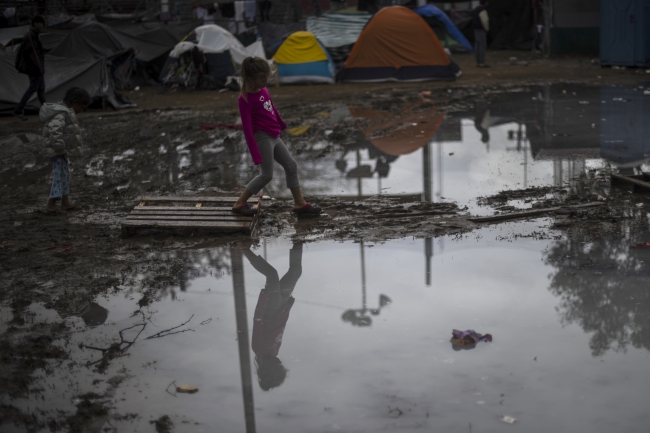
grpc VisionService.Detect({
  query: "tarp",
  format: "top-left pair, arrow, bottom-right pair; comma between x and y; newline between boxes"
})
0,25 -> 28,46
0,51 -> 112,112
193,24 -> 265,64
48,22 -> 174,62
306,12 -> 371,48
258,21 -> 306,57
338,6 -> 460,82
104,20 -> 203,43
413,5 -> 472,52
273,31 -> 335,84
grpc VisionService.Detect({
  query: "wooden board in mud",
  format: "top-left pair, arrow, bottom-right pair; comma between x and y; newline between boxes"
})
121,196 -> 262,237
610,173 -> 650,194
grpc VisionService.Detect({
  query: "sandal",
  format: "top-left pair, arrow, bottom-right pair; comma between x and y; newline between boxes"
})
232,203 -> 258,216
293,202 -> 322,215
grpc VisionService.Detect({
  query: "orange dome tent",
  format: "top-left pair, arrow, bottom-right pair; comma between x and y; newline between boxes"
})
338,6 -> 461,82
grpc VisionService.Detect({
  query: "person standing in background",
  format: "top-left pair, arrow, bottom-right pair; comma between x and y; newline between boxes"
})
14,16 -> 46,121
472,0 -> 489,67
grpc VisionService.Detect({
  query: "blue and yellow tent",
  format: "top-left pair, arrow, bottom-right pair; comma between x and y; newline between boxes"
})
273,31 -> 335,84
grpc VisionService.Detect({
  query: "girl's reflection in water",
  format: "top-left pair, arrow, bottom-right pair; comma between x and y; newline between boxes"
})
241,241 -> 303,391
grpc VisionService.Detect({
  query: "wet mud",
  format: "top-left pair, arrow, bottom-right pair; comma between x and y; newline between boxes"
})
2,82 -> 650,432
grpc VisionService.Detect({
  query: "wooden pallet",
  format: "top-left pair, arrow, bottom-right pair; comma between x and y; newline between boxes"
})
611,173 -> 650,194
121,196 -> 262,238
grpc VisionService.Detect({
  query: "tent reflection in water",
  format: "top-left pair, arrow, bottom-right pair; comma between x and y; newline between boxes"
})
338,6 -> 461,82
273,31 -> 335,84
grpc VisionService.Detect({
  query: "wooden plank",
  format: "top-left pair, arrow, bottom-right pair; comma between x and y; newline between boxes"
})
122,220 -> 251,230
468,202 -> 604,223
611,173 -> 650,192
131,210 -> 239,216
140,196 -> 261,203
370,210 -> 457,219
132,206 -> 234,211
126,215 -> 252,222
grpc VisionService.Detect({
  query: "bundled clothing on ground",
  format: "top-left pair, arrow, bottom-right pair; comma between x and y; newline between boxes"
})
39,103 -> 83,199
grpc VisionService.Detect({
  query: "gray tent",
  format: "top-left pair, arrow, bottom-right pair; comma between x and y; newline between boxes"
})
0,51 -> 114,112
48,22 -> 173,62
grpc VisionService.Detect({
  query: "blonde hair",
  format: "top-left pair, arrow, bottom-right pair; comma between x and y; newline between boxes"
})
240,57 -> 274,100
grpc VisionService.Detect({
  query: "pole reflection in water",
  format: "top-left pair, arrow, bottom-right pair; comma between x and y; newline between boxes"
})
230,248 -> 256,433
341,242 -> 392,326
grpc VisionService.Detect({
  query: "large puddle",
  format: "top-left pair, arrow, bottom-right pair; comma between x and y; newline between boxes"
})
7,221 -> 650,432
102,84 -> 650,214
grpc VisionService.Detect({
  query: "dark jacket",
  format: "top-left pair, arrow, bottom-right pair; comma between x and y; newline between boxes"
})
472,6 -> 488,31
15,27 -> 45,77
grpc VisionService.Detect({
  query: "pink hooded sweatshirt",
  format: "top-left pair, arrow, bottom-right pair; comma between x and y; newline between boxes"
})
238,87 -> 287,165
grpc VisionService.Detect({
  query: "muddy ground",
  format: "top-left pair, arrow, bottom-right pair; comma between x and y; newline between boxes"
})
1,51 -> 650,432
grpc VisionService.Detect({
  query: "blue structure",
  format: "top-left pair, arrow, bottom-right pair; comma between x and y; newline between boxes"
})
413,5 -> 472,52
600,86 -> 650,167
601,0 -> 650,66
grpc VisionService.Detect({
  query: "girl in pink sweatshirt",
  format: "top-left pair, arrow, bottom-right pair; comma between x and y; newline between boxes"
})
232,57 -> 321,216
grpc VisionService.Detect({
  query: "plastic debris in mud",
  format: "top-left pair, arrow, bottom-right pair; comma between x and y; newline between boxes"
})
630,242 -> 650,249
450,329 -> 492,350
288,126 -> 310,136
500,415 -> 517,424
199,123 -> 242,131
176,384 -> 199,394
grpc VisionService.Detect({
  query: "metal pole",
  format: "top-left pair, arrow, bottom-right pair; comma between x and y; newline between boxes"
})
360,242 -> 366,312
231,249 -> 256,433
543,0 -> 552,57
425,238 -> 432,287
423,142 -> 432,203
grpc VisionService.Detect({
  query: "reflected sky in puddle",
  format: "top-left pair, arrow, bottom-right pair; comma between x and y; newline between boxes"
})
12,221 -> 650,432
289,84 -> 650,214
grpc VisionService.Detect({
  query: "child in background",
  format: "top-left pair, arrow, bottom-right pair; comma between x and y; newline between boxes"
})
232,56 -> 322,216
40,87 -> 90,212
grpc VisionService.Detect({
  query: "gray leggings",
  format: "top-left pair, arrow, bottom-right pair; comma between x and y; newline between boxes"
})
246,132 -> 300,194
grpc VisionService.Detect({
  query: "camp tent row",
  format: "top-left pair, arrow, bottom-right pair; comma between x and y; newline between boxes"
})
0,6 -> 465,111
274,6 -> 463,84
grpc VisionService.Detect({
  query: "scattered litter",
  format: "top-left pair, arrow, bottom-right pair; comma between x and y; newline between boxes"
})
645,90 -> 650,95
500,415 -> 517,424
325,130 -> 333,136
449,152 -> 455,156
160,132 -> 166,137
316,111 -> 330,117
579,101 -> 589,105
630,242 -> 650,249
199,123 -> 242,131
636,203 -> 644,208
591,123 -> 595,128
419,91 -> 431,97
597,195 -> 606,201
134,86 -> 140,91
176,384 -> 199,394
450,329 -> 492,348
13,222 -> 22,227
562,90 -> 566,94
288,126 -> 310,136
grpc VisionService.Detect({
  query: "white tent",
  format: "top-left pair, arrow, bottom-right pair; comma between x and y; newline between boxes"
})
169,24 -> 265,63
